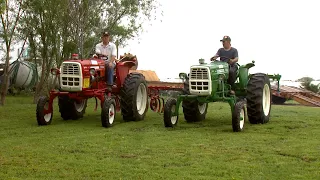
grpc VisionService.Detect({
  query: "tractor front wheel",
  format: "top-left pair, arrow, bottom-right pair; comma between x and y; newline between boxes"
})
101,98 -> 116,128
163,98 -> 179,127
247,73 -> 272,124
232,100 -> 247,132
120,73 -> 148,121
36,96 -> 53,125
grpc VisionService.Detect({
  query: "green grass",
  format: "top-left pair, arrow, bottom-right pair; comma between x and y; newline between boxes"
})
0,95 -> 320,179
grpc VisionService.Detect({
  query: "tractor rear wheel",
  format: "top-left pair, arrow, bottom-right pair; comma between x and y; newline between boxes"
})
120,73 -> 148,121
101,98 -> 116,128
247,73 -> 271,124
36,96 -> 53,125
182,78 -> 208,122
58,96 -> 87,120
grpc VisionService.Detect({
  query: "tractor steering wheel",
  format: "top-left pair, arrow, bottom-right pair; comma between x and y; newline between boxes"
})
93,53 -> 109,60
213,56 -> 240,67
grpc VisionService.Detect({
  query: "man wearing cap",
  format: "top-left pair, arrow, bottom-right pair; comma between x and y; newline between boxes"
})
94,31 -> 117,89
211,35 -> 239,95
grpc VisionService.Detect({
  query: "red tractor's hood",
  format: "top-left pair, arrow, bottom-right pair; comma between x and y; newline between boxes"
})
63,59 -> 105,67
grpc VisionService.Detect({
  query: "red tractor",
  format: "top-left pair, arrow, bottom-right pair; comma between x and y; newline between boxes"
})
36,53 -> 149,127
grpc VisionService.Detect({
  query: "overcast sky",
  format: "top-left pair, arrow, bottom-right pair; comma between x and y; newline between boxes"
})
119,0 -> 320,81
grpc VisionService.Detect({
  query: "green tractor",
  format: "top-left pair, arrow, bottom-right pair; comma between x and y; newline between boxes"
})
163,57 -> 281,132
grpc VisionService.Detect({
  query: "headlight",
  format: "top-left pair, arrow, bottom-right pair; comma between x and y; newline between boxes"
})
89,68 -> 95,75
218,74 -> 224,80
179,73 -> 187,80
50,68 -> 60,75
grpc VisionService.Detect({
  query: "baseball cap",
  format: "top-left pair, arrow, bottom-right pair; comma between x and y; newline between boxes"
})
220,35 -> 231,42
102,31 -> 110,36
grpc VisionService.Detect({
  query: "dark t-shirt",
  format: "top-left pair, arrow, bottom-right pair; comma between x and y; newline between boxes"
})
215,47 -> 238,65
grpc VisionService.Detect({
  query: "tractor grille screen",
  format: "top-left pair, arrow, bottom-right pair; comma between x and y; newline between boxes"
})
61,77 -> 80,86
190,82 -> 209,90
189,67 -> 211,95
62,63 -> 80,75
190,68 -> 209,80
60,62 -> 82,91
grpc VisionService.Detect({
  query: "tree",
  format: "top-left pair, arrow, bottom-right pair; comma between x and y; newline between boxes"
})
18,0 -> 162,103
0,0 -> 24,106
299,76 -> 320,94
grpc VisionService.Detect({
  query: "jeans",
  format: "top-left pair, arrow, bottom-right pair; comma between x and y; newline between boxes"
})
228,65 -> 238,89
105,61 -> 116,86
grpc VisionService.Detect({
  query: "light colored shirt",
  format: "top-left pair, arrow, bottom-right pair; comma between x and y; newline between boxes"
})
95,42 -> 117,62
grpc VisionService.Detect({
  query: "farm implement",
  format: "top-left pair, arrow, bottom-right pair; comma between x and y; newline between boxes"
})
271,85 -> 320,107
36,53 -> 184,128
163,57 -> 282,132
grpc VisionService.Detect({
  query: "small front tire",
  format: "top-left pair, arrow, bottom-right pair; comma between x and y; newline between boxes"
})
232,100 -> 247,132
101,98 -> 116,128
164,98 -> 179,127
36,96 -> 53,126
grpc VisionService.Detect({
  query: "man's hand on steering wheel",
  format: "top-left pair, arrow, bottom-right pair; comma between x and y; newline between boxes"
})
228,58 -> 234,64
210,56 -> 218,61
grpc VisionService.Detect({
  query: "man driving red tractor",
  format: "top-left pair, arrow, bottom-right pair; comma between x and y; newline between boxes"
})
210,35 -> 239,95
94,31 -> 119,90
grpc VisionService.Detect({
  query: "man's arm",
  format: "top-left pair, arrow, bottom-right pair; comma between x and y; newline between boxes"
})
111,43 -> 117,63
211,49 -> 221,61
230,48 -> 239,63
93,44 -> 100,57
95,43 -> 100,54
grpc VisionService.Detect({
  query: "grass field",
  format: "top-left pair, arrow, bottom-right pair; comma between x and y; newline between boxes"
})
0,95 -> 320,179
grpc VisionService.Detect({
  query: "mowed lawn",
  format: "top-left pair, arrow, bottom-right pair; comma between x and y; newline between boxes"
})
0,95 -> 320,179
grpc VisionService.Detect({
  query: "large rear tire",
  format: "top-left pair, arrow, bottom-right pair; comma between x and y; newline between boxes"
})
120,73 -> 148,121
58,96 -> 87,120
181,78 -> 208,122
247,73 -> 271,124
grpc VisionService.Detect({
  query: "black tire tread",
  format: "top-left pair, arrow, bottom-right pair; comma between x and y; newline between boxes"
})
120,72 -> 148,121
36,96 -> 52,125
58,96 -> 87,120
246,73 -> 271,124
164,98 -> 178,127
181,78 -> 208,122
232,100 -> 247,132
101,98 -> 116,128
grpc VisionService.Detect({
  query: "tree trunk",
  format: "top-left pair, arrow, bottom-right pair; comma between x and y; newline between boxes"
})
0,50 -> 11,106
33,58 -> 47,104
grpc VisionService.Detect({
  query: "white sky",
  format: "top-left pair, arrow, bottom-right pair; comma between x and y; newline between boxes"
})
119,0 -> 320,81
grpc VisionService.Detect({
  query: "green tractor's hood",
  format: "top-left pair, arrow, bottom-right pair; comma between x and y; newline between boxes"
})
179,59 -> 256,80
190,60 -> 229,70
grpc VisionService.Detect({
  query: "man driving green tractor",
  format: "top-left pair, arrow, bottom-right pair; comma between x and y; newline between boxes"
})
211,35 -> 238,95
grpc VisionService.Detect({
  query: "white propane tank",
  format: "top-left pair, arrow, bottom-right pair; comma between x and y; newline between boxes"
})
9,60 -> 38,89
